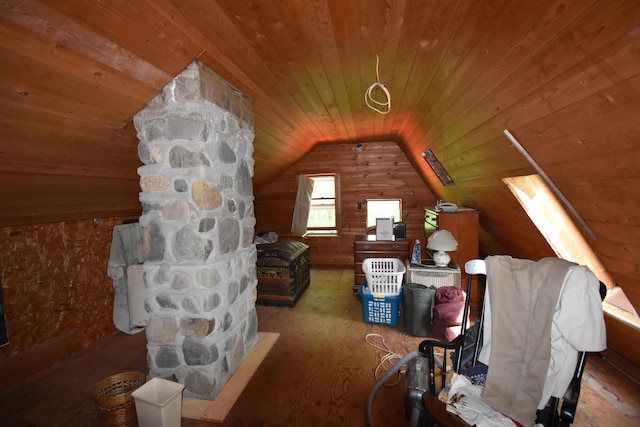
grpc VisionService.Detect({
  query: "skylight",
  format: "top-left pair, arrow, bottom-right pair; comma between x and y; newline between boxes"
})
503,174 -> 639,326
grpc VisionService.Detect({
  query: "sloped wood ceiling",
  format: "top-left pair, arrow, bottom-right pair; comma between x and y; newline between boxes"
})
1,1 -> 639,311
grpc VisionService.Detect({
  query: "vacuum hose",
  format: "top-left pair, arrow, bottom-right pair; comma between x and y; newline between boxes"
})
364,350 -> 421,427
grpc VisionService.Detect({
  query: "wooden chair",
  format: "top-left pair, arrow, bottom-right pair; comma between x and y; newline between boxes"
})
417,259 -> 604,427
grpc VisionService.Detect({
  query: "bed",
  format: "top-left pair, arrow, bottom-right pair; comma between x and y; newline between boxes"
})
255,240 -> 310,306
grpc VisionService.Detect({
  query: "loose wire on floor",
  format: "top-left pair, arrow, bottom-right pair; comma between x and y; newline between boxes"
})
365,333 -> 406,386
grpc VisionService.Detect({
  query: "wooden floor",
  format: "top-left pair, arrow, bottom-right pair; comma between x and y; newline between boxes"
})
0,267 -> 638,426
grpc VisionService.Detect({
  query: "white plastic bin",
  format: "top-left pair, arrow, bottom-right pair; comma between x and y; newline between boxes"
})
362,258 -> 406,295
131,377 -> 185,427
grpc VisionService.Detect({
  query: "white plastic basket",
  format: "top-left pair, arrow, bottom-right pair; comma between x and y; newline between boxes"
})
362,258 -> 406,296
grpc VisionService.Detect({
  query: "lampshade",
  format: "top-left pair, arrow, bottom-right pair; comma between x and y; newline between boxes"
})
426,230 -> 458,251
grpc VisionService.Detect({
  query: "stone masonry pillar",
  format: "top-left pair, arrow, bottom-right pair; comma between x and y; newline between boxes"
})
133,60 -> 258,400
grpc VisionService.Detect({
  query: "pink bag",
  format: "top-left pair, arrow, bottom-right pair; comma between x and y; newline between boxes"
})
432,286 -> 467,342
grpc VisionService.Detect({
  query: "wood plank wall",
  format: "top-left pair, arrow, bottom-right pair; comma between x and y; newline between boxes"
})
254,141 -> 438,266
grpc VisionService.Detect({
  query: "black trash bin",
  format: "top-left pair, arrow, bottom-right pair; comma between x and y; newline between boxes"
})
403,282 -> 436,337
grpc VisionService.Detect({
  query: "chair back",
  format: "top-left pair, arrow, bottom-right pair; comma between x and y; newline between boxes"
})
465,259 -> 486,275
455,259 -> 487,371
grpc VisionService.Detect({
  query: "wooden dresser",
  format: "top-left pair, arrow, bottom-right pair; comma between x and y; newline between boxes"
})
424,207 -> 480,309
353,235 -> 410,294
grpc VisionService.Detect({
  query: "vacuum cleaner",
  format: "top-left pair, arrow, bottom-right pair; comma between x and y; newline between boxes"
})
365,351 -> 442,427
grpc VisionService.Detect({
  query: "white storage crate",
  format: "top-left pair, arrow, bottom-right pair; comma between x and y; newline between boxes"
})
362,258 -> 406,296
406,260 -> 461,288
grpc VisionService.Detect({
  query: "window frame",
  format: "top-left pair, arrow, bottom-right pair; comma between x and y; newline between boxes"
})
366,198 -> 402,230
305,173 -> 341,236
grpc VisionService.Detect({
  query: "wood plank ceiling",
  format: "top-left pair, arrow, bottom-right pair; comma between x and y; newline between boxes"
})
1,0 -> 639,312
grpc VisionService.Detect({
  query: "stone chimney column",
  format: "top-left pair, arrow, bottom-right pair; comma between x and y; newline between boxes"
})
133,60 -> 258,400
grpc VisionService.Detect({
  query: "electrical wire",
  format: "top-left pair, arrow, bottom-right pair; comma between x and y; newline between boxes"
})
364,333 -> 450,427
365,333 -> 406,386
365,333 -> 449,385
364,54 -> 391,114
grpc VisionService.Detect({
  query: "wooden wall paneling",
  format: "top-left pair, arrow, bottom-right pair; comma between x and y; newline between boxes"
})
0,54 -> 138,129
268,2 -> 350,139
251,113 -> 315,165
568,179 -> 640,209
0,0 -> 172,88
146,0 -> 260,99
444,143 -> 528,183
217,2 -> 336,137
170,1 -> 277,85
0,107 -> 138,146
354,0 -> 398,139
538,134 -> 640,183
0,18 -> 159,104
296,0 -> 358,140
426,0 -> 596,146
0,133 -> 140,177
0,101 -> 138,146
0,172 -> 140,226
395,2 -> 469,141
368,0 -> 406,139
599,256 -> 640,310
252,125 -> 303,164
43,0 -> 201,76
493,84 -> 640,181
381,1 -> 448,135
589,219 -> 640,310
396,1 -> 470,113
183,1 -> 327,141
432,0 -> 637,156
589,220 -> 640,247
326,0 -> 366,140
603,312 -> 640,373
255,141 -> 437,266
419,0 -> 513,123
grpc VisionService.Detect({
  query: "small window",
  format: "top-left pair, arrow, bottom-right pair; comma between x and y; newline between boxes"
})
307,174 -> 338,235
366,199 -> 402,229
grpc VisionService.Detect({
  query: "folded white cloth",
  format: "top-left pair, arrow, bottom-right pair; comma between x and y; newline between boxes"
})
446,374 -> 517,427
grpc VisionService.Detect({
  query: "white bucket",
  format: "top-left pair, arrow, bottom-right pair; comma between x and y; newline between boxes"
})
131,377 -> 185,427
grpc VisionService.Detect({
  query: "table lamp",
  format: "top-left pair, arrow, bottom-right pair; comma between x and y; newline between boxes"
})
426,230 -> 458,267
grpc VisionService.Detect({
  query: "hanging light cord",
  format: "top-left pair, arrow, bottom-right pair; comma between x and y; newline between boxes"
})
364,54 -> 391,114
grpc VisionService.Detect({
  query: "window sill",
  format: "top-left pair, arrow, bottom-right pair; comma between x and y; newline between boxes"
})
305,231 -> 339,237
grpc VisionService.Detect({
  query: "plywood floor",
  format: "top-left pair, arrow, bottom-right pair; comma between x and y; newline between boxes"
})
0,267 -> 638,426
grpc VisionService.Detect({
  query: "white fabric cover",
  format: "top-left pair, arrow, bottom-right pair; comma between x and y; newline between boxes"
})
478,258 -> 606,419
291,174 -> 314,237
107,222 -> 145,335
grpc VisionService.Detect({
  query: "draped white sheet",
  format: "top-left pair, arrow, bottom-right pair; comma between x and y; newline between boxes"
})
291,174 -> 314,237
108,222 -> 145,334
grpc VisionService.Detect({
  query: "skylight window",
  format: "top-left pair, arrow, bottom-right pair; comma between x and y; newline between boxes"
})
504,174 -> 639,326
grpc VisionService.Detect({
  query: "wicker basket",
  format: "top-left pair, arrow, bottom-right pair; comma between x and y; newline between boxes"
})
93,371 -> 146,427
